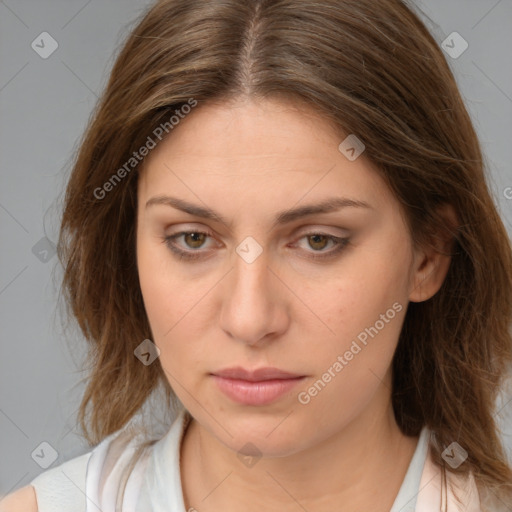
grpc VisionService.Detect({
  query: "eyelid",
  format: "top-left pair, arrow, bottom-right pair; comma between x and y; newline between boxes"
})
164,229 -> 218,250
162,227 -> 350,262
164,223 -> 349,238
294,225 -> 350,238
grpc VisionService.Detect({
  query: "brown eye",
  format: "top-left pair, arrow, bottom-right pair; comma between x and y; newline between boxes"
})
183,232 -> 207,249
163,230 -> 349,263
162,230 -> 214,261
307,234 -> 330,251
294,232 -> 350,261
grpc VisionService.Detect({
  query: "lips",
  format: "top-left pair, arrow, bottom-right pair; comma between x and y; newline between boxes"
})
211,366 -> 306,406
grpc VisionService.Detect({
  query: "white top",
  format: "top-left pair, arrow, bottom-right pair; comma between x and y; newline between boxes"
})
30,407 -> 483,511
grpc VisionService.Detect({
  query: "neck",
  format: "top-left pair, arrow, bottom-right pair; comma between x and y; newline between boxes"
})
180,385 -> 419,512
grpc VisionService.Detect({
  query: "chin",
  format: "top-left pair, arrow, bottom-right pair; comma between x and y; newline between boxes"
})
214,411 -> 311,456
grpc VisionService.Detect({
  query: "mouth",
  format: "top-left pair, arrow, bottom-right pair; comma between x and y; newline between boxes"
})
211,366 -> 306,406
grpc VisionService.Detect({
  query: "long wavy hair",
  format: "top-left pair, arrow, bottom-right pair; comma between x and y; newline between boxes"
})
58,0 -> 512,508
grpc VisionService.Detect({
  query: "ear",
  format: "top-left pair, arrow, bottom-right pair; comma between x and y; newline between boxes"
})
409,204 -> 458,303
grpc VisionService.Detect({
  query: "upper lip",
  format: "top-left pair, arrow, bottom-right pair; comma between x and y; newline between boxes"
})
212,366 -> 304,381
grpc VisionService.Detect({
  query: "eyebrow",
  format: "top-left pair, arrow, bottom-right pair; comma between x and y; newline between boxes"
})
145,195 -> 372,229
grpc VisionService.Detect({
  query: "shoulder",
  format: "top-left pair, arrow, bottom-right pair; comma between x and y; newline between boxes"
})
1,452 -> 91,512
28,451 -> 92,512
417,444 -> 483,512
4,426 -> 127,512
29,427 -> 152,512
0,485 -> 38,512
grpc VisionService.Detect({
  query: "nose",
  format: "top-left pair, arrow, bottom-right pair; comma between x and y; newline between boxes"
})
219,244 -> 289,347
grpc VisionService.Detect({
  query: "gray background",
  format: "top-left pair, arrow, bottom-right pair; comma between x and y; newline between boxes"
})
1,0 -> 511,497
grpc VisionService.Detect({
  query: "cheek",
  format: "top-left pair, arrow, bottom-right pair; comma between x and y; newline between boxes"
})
137,235 -> 185,345
323,256 -> 408,342
310,240 -> 409,394
137,239 -> 169,327
136,235 -> 211,376
297,299 -> 406,430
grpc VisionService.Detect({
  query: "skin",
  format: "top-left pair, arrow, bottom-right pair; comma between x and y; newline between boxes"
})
0,486 -> 37,512
134,96 -> 454,512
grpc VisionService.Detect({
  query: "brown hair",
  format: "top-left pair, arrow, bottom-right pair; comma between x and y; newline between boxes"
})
58,0 -> 512,507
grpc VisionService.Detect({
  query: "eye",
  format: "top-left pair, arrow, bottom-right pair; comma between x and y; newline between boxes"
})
162,230 -> 213,260
293,232 -> 350,260
162,231 -> 350,261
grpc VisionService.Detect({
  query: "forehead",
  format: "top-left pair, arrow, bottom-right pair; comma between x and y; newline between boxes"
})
137,97 -> 396,217
148,97 -> 340,162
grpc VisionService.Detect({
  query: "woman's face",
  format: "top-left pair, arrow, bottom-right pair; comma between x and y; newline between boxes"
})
136,97 -> 425,457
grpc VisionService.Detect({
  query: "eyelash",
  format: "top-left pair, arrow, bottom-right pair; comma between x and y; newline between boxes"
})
161,230 -> 350,261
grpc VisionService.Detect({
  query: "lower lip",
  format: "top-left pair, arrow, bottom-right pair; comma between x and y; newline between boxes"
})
212,375 -> 305,405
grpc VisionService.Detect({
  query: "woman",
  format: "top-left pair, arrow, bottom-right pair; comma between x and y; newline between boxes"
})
3,0 -> 511,510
